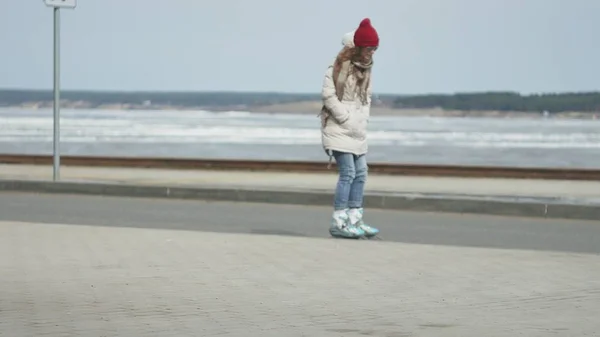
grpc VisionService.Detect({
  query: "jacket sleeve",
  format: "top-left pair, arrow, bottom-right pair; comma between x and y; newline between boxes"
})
321,66 -> 350,124
367,79 -> 373,106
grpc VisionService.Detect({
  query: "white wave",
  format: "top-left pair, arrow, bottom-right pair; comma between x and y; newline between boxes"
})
1,110 -> 600,149
454,141 -> 600,149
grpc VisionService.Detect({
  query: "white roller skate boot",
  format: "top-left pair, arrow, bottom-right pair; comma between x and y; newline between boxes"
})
348,208 -> 380,238
329,209 -> 365,239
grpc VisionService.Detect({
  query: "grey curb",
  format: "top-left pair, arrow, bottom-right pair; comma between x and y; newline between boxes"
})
0,179 -> 598,221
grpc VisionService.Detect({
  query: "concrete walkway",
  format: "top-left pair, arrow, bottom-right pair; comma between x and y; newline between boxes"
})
1,164 -> 600,220
1,220 -> 599,336
2,163 -> 599,199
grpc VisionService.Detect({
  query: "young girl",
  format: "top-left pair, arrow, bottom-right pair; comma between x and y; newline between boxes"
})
319,18 -> 380,239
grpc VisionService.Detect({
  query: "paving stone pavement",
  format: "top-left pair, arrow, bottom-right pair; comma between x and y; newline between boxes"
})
1,220 -> 600,337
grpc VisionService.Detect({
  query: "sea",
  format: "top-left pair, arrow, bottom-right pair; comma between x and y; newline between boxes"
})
1,107 -> 599,169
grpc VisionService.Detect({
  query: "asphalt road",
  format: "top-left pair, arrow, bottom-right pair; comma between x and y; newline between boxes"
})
1,191 -> 599,255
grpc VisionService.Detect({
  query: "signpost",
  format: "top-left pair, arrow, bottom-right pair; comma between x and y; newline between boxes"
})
43,0 -> 76,181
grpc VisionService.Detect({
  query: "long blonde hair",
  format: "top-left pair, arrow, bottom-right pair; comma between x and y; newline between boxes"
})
331,46 -> 372,105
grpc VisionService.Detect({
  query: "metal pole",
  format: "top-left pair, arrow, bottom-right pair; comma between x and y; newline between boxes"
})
53,7 -> 60,181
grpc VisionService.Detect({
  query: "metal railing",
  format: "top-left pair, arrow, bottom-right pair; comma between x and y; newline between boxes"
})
1,154 -> 599,181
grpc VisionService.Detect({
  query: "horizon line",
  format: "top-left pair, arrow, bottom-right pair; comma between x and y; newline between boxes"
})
1,87 -> 600,97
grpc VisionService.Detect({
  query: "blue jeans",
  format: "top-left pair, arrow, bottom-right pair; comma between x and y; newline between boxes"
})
332,150 -> 368,210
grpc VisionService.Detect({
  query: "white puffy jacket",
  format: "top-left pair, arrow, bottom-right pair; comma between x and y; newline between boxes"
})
320,31 -> 372,156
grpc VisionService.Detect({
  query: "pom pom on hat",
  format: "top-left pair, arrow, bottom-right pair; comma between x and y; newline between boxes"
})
353,18 -> 379,47
341,31 -> 355,47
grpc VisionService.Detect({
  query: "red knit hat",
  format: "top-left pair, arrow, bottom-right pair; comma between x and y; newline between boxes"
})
353,18 -> 379,47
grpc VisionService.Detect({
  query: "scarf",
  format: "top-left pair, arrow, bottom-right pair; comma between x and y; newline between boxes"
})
319,47 -> 372,125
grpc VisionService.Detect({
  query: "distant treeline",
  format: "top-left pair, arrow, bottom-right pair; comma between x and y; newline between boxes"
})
1,89 -> 599,113
0,89 -> 320,108
392,92 -> 600,113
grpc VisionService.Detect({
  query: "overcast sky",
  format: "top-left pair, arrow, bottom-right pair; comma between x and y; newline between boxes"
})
0,0 -> 598,95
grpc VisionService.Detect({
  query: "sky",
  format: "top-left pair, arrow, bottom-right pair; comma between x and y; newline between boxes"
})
0,0 -> 598,95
